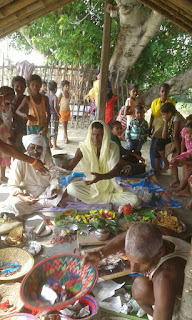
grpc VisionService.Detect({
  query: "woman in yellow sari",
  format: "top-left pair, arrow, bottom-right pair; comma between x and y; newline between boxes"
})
64,121 -> 140,207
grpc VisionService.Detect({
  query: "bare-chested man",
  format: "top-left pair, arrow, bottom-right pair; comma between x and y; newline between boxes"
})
83,222 -> 190,320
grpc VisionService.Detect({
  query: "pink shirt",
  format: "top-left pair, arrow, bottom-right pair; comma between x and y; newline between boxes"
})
181,127 -> 192,152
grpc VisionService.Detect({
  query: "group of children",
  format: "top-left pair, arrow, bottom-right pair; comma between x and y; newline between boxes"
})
107,82 -> 192,209
1,74 -> 192,209
0,74 -> 71,181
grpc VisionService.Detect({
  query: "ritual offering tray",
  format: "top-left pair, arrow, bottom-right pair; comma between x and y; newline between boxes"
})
152,216 -> 186,233
0,248 -> 34,281
20,254 -> 98,311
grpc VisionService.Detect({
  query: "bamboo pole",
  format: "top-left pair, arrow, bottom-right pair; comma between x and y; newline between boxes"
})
168,0 -> 192,15
0,0 -> 11,9
0,0 -> 37,18
147,0 -> 192,28
149,0 -> 192,28
0,0 -> 74,39
97,0 -> 112,121
137,0 -> 192,33
160,0 -> 192,21
179,238 -> 192,320
0,1 -> 51,29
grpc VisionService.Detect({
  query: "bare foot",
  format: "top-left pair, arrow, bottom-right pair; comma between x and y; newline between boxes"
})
53,146 -> 62,151
186,199 -> 192,210
172,189 -> 190,197
160,165 -> 170,173
63,138 -> 68,144
154,169 -> 161,177
169,180 -> 180,188
1,177 -> 8,182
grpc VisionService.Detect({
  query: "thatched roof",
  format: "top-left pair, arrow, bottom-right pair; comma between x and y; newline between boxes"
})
0,0 -> 74,39
137,0 -> 192,33
0,0 -> 191,39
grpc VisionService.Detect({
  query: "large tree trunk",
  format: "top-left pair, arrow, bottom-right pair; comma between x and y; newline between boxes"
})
143,68 -> 192,107
109,0 -> 163,85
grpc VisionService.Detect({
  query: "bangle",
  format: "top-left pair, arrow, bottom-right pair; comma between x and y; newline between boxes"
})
30,158 -> 38,167
98,250 -> 105,260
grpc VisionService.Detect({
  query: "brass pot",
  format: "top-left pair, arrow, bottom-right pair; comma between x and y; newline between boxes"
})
94,228 -> 110,241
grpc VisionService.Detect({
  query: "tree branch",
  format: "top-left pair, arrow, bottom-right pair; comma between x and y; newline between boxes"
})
109,0 -> 163,84
143,68 -> 192,107
19,28 -> 52,58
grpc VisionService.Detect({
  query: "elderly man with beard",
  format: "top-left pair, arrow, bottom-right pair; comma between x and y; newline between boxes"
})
6,134 -> 65,216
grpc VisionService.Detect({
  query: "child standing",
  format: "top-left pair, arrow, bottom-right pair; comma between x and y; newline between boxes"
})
40,80 -> 47,96
0,87 -> 15,181
46,81 -> 61,150
11,76 -> 28,152
125,105 -> 149,156
16,74 -> 51,154
58,80 -> 70,144
149,83 -> 175,169
105,88 -> 118,125
124,84 -> 145,125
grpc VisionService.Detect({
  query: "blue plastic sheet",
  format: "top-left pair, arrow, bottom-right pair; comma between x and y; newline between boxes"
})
116,170 -> 181,208
60,172 -> 85,187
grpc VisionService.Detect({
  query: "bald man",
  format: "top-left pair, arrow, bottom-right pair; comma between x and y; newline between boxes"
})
83,222 -> 190,320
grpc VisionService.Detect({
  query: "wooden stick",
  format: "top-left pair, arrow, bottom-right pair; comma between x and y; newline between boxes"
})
137,0 -> 192,33
160,0 -> 192,21
149,0 -> 192,27
0,1 -> 50,29
0,0 -> 74,39
0,0 -> 39,19
168,0 -> 192,15
97,0 -> 112,121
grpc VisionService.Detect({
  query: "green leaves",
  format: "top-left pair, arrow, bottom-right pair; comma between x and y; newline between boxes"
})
129,20 -> 192,89
7,0 -> 119,66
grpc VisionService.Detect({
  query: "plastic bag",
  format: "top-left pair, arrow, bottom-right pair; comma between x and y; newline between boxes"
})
60,173 -> 85,187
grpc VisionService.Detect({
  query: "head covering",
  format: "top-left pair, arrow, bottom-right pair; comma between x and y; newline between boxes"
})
22,134 -> 46,162
79,120 -> 121,198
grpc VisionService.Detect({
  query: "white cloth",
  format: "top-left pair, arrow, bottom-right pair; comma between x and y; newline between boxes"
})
16,60 -> 35,81
22,134 -> 47,162
67,120 -> 140,206
6,160 -> 63,216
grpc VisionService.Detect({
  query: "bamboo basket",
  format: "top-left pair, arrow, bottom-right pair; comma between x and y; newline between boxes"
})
0,248 -> 34,281
0,282 -> 23,316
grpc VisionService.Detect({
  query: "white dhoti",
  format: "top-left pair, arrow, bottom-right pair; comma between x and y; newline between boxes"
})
67,181 -> 140,207
7,186 -> 65,217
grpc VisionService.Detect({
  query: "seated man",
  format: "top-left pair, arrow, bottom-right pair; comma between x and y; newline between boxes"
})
83,222 -> 190,320
63,120 -> 140,207
7,134 -> 64,216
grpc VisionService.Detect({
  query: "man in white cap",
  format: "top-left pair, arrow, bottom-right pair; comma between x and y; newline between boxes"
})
7,134 -> 64,216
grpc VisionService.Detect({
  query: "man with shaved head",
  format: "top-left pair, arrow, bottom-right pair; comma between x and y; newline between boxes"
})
83,222 -> 190,320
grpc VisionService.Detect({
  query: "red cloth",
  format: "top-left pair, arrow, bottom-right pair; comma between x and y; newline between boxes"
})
105,96 -> 117,125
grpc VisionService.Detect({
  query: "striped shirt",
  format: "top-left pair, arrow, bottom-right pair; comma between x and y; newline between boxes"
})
126,118 -> 149,141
